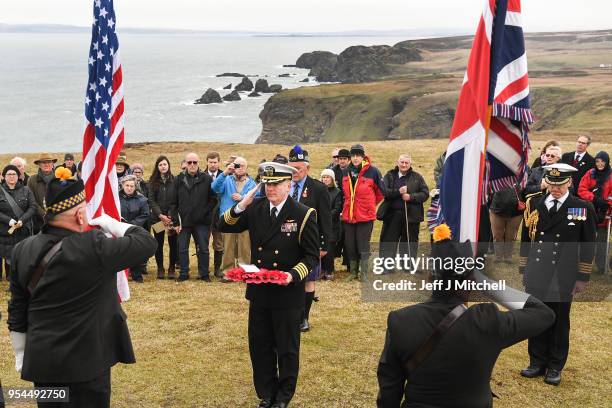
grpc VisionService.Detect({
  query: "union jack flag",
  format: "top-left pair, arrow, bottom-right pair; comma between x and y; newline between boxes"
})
81,0 -> 129,300
439,0 -> 533,244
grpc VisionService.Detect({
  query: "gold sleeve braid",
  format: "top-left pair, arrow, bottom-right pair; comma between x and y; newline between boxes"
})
223,208 -> 239,225
291,262 -> 310,280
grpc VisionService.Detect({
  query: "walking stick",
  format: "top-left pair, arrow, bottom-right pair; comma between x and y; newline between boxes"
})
605,197 -> 611,275
404,200 -> 412,260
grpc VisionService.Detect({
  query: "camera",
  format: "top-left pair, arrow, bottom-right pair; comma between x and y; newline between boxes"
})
233,163 -> 241,169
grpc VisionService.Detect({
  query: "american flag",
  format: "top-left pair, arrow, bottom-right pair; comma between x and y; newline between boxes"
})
439,0 -> 533,244
81,0 -> 130,300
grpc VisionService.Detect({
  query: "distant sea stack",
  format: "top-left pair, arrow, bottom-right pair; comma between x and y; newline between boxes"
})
195,88 -> 223,104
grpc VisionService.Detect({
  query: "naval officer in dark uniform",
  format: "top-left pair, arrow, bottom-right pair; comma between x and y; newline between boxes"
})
377,224 -> 555,408
8,168 -> 157,407
218,162 -> 320,408
519,163 -> 596,386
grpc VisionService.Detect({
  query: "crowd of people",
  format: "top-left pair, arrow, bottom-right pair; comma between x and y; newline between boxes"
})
1,136 -> 611,283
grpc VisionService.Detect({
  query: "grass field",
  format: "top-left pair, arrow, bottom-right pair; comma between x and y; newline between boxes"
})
0,139 -> 611,407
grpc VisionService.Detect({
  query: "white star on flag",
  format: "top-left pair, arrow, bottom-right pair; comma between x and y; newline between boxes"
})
101,102 -> 110,111
88,56 -> 95,65
102,35 -> 108,44
97,50 -> 104,60
108,87 -> 113,97
107,18 -> 115,29
99,77 -> 108,87
105,62 -> 111,72
85,96 -> 92,105
95,92 -> 101,101
89,82 -> 96,91
99,8 -> 108,18
93,42 -> 99,51
94,118 -> 103,128
95,0 -> 101,8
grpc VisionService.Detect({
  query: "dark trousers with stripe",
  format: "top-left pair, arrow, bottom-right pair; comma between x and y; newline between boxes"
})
248,304 -> 302,404
528,301 -> 571,370
34,368 -> 111,408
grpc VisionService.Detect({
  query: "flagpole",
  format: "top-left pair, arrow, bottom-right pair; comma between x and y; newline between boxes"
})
474,105 -> 494,255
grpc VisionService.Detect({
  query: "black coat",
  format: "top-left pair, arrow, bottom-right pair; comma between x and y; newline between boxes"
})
519,192 -> 596,301
377,295 -> 555,408
0,182 -> 36,236
561,151 -> 595,192
0,182 -> 36,258
8,225 -> 157,382
174,169 -> 217,227
489,185 -> 523,217
525,166 -> 546,195
294,176 -> 332,251
327,186 -> 343,242
381,168 -> 429,223
119,191 -> 150,228
148,175 -> 177,221
218,197 -> 320,309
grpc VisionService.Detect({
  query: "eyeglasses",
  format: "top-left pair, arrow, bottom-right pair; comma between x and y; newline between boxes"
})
4,173 -> 18,177
187,161 -> 198,165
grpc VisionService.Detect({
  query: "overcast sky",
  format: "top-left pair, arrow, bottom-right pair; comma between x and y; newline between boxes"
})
1,1 -> 609,33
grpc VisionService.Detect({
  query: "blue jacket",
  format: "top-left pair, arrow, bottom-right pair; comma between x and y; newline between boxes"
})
211,172 -> 257,215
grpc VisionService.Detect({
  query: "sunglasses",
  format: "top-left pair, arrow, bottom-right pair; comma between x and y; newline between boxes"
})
545,154 -> 558,158
187,161 -> 198,165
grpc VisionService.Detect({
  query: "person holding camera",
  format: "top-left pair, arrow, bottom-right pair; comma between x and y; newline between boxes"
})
212,156 -> 257,279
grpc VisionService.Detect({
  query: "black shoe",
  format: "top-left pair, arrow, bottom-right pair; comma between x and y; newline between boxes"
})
198,276 -> 211,282
544,369 -> 561,386
132,277 -> 144,283
257,398 -> 273,408
271,402 -> 288,408
177,275 -> 189,282
520,365 -> 546,378
299,319 -> 310,332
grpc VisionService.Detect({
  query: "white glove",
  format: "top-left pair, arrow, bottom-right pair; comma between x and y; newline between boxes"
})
10,331 -> 26,373
9,218 -> 17,227
472,269 -> 530,310
89,214 -> 132,237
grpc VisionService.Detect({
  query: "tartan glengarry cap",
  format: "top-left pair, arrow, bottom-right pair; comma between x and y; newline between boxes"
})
543,163 -> 577,185
288,145 -> 309,163
44,168 -> 85,215
258,162 -> 296,184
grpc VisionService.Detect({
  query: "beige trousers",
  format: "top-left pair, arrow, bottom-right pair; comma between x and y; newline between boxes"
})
222,231 -> 251,271
489,212 -> 522,260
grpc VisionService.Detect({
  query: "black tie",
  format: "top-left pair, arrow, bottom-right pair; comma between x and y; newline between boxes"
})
270,206 -> 278,220
291,183 -> 299,201
549,199 -> 559,215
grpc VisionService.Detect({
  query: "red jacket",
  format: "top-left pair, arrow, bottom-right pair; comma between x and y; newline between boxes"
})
578,170 -> 612,227
341,157 -> 385,223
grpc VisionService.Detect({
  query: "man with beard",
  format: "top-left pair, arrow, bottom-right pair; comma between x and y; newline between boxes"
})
27,153 -> 57,233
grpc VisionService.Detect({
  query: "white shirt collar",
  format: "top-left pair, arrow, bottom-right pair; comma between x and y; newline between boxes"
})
270,197 -> 288,215
545,191 -> 569,209
575,152 -> 584,160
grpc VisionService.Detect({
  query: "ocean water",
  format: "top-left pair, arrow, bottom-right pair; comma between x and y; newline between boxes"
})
0,33 -> 409,153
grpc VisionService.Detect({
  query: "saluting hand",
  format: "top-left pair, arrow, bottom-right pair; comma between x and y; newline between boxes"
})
237,183 -> 260,211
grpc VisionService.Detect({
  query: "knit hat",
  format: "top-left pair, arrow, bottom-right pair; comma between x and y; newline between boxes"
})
595,151 -> 610,166
2,164 -> 20,178
320,169 -> 336,187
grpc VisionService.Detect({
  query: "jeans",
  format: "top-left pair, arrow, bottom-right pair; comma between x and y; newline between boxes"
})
178,224 -> 211,278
